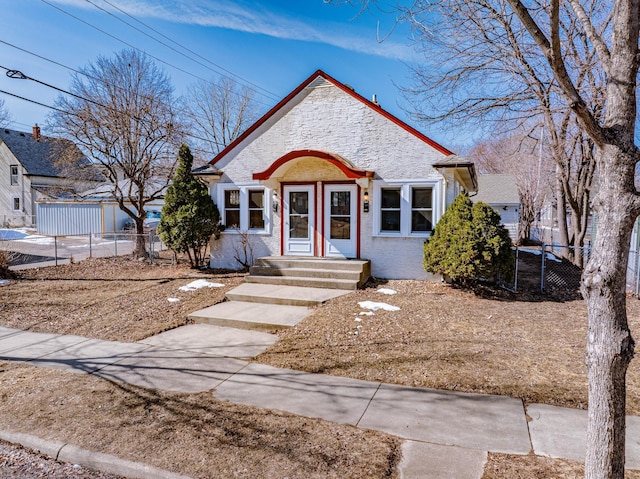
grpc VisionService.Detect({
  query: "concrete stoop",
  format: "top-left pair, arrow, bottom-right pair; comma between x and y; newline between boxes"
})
247,256 -> 371,290
190,257 -> 365,331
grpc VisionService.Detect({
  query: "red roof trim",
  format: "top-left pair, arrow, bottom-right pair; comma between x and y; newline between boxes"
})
210,70 -> 453,165
253,149 -> 373,180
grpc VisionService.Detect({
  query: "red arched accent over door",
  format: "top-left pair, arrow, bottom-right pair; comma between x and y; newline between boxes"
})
253,150 -> 374,180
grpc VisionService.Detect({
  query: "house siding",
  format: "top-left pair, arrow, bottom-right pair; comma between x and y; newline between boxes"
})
209,79 -> 460,279
0,142 -> 33,226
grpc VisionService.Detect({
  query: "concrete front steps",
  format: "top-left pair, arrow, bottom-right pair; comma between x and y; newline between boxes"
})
189,256 -> 369,332
189,283 -> 351,331
247,256 -> 371,290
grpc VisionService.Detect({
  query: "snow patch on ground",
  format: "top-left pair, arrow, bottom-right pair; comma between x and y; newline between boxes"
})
167,297 -> 180,303
179,279 -> 225,291
376,288 -> 397,295
359,311 -> 375,316
520,248 -> 563,262
0,280 -> 11,286
358,301 -> 400,312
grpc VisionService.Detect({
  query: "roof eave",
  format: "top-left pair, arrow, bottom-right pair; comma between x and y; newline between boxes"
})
209,69 -> 455,166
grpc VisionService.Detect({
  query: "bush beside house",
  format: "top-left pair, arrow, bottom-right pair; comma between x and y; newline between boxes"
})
158,144 -> 222,267
424,193 -> 513,284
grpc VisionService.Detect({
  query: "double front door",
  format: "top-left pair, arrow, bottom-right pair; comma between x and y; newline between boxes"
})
283,184 -> 357,258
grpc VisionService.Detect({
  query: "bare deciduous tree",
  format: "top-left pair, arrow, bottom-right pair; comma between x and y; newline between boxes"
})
337,0 -> 638,476
401,0 -> 602,266
184,77 -> 259,159
50,49 -> 182,256
469,131 -> 554,242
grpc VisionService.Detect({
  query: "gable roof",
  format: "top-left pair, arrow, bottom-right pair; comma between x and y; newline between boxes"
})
472,174 -> 520,205
0,127 -> 82,178
210,69 -> 454,165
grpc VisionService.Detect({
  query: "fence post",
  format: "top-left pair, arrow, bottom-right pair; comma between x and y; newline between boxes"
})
54,236 -> 58,267
540,242 -> 546,292
635,250 -> 640,298
513,246 -> 519,292
89,233 -> 93,258
114,233 -> 118,258
149,231 -> 154,264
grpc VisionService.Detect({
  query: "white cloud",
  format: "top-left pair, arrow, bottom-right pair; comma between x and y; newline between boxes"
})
53,0 -> 413,61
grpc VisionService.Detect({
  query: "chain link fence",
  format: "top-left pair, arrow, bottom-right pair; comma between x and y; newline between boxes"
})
502,244 -> 640,298
2,232 -> 166,269
540,244 -> 588,294
497,244 -> 590,296
627,250 -> 640,297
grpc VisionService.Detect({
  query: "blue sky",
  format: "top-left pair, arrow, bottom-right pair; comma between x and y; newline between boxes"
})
0,0 -> 462,148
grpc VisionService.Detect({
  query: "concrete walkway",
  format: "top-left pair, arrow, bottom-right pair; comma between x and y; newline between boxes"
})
1,324 -> 640,478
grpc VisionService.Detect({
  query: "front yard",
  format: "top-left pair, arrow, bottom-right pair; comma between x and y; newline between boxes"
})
1,255 -> 639,478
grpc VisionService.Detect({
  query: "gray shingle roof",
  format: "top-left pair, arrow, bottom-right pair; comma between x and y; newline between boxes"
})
0,127 -> 79,177
472,174 -> 520,205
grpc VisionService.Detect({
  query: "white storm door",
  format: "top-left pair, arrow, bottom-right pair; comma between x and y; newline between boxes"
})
283,185 -> 315,256
324,184 -> 357,258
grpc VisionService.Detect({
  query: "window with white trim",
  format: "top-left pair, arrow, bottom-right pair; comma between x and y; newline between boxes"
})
373,181 -> 439,236
411,187 -> 433,233
10,165 -> 18,186
219,185 -> 270,233
224,189 -> 241,228
380,187 -> 401,232
248,189 -> 265,229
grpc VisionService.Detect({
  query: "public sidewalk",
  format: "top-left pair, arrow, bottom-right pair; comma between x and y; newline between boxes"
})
1,324 -> 639,478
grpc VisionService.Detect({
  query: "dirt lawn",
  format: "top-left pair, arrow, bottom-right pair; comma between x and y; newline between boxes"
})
1,255 -> 640,478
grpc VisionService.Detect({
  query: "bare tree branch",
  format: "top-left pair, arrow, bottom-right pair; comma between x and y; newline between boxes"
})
49,49 -> 183,256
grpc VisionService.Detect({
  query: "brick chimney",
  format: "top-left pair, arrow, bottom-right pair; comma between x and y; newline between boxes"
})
32,124 -> 41,141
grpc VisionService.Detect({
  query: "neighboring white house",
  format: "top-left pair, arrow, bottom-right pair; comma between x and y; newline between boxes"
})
471,174 -> 520,241
202,70 -> 478,280
0,125 -> 100,228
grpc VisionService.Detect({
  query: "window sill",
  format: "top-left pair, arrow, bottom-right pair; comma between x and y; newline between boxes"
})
222,229 -> 271,236
372,232 -> 432,239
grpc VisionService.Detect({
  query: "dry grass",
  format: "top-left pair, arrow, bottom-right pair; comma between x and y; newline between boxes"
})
0,362 -> 400,479
2,254 -> 640,477
256,279 -> 640,415
482,453 -> 640,479
1,256 -> 245,341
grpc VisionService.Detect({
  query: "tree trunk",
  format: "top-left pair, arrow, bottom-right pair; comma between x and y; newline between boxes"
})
583,144 -> 636,479
556,172 -> 570,256
134,220 -> 147,257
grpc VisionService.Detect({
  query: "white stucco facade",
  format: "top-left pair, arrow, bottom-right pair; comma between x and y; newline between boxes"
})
206,71 -> 476,279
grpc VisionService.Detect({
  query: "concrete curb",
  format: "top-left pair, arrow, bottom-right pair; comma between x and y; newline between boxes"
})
0,430 -> 192,479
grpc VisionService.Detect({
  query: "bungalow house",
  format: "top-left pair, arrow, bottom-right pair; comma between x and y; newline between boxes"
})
0,125 -> 100,228
202,70 -> 477,280
471,174 -> 520,241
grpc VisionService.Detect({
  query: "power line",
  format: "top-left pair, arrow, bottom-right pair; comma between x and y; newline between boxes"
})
87,0 -> 279,101
0,86 -> 228,149
38,0 -> 276,109
0,39 -> 264,146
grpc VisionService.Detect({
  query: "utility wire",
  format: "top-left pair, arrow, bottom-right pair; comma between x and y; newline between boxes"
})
0,89 -> 67,113
0,84 -> 227,150
87,0 -> 279,101
38,0 -> 274,109
0,39 -> 263,146
0,88 -> 222,160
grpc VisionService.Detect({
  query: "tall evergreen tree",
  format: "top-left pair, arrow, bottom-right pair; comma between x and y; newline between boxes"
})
423,193 -> 513,284
158,144 -> 221,267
